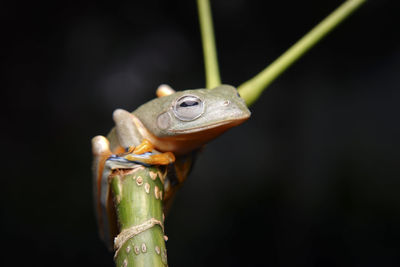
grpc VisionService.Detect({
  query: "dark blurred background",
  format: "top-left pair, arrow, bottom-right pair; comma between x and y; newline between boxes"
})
1,0 -> 399,266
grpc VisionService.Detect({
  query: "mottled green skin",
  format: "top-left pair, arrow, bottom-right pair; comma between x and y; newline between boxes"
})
105,84 -> 250,154
134,85 -> 250,137
111,167 -> 167,267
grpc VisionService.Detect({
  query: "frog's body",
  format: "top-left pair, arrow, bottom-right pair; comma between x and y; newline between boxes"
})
92,84 -> 250,248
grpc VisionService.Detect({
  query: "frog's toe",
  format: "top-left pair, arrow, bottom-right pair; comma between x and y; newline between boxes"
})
146,152 -> 175,165
92,135 -> 111,156
133,139 -> 154,154
156,84 -> 176,97
124,151 -> 175,166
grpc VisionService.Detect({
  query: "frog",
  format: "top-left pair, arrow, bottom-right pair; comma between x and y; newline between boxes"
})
91,84 -> 251,248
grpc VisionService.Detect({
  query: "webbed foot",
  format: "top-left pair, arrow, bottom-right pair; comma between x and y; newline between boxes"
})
126,139 -> 154,154
124,151 -> 175,165
123,139 -> 175,166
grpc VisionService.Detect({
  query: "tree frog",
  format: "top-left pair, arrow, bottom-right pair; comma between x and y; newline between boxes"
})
92,84 -> 251,247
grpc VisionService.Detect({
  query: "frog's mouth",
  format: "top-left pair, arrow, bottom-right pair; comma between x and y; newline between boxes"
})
132,110 -> 250,155
171,115 -> 250,135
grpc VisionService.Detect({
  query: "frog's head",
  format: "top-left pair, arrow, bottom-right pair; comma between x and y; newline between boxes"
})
134,85 -> 250,154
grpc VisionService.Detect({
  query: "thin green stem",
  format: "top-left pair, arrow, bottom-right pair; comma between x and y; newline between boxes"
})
238,0 -> 366,107
197,0 -> 221,89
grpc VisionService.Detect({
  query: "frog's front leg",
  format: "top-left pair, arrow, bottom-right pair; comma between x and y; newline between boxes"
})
124,151 -> 175,165
124,139 -> 175,166
92,135 -> 112,194
91,135 -> 116,246
113,108 -> 142,149
126,139 -> 154,154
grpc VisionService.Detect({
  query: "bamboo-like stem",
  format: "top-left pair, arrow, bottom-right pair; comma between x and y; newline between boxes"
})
111,167 -> 167,267
238,0 -> 366,107
197,0 -> 221,89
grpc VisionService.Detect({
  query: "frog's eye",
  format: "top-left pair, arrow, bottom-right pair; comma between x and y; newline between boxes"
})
173,95 -> 204,121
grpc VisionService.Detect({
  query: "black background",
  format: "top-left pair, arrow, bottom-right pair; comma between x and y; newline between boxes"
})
2,0 -> 400,266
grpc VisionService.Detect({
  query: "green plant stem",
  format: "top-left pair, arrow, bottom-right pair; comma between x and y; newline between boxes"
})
238,0 -> 366,107
197,0 -> 221,89
111,167 -> 167,267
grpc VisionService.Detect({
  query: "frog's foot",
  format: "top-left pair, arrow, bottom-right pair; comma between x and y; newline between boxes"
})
156,84 -> 176,98
127,139 -> 154,154
125,151 -> 175,166
92,135 -> 112,159
123,139 -> 175,166
91,135 -> 113,202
